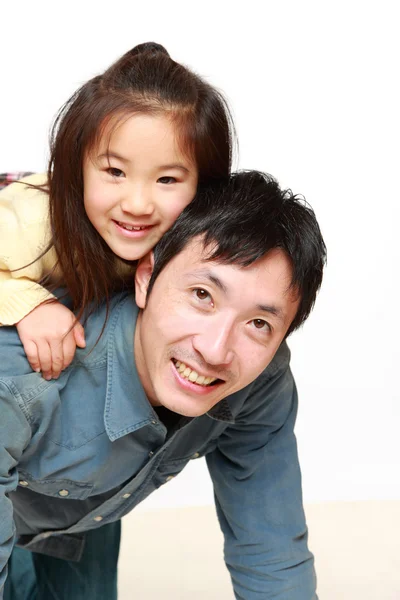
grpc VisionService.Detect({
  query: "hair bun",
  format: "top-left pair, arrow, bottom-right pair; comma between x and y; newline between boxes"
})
129,42 -> 170,58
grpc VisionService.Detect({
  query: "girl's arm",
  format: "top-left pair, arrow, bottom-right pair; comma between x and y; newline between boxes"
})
0,175 -> 85,378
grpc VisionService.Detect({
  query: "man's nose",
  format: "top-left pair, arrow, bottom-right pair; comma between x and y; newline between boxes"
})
121,185 -> 154,216
192,318 -> 235,368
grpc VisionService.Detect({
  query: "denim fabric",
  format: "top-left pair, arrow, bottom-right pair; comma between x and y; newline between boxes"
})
0,292 -> 317,599
4,521 -> 120,600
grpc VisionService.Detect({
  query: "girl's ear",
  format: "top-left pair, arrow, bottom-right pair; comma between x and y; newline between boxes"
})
135,252 -> 155,308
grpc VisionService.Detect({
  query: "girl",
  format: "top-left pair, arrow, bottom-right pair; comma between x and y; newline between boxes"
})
0,42 -> 234,381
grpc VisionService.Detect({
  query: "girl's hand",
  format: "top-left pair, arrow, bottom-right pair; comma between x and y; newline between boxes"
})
16,301 -> 86,380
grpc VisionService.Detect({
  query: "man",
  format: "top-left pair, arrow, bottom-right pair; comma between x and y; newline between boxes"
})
0,171 -> 326,599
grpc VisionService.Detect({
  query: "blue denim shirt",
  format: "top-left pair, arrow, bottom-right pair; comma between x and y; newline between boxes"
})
0,292 -> 317,599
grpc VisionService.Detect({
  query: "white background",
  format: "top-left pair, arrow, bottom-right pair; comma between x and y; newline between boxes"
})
1,0 -> 399,508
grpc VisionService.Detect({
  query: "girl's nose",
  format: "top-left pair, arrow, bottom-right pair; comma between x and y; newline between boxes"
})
121,187 -> 154,216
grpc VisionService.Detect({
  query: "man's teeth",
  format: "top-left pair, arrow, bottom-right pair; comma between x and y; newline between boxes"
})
174,361 -> 217,386
118,222 -> 147,231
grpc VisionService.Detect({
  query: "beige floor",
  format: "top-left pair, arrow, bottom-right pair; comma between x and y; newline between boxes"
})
118,500 -> 400,599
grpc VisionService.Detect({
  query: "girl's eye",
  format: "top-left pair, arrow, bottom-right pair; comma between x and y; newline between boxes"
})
194,288 -> 211,302
158,176 -> 176,184
107,167 -> 125,178
252,319 -> 270,332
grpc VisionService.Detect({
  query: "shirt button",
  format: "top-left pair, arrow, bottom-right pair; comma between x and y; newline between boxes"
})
93,516 -> 103,522
58,489 -> 69,497
165,475 -> 175,482
122,493 -> 131,499
191,452 -> 200,459
151,420 -> 157,425
148,451 -> 154,457
19,480 -> 29,486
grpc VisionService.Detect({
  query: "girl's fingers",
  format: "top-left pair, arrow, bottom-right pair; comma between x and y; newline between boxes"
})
49,339 -> 64,379
62,333 -> 77,370
37,341 -> 53,380
73,322 -> 86,348
23,340 -> 41,373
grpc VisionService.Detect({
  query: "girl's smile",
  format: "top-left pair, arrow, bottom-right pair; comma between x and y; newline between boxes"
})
113,220 -> 155,238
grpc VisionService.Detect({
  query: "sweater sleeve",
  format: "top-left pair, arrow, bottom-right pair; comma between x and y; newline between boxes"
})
0,174 -> 58,325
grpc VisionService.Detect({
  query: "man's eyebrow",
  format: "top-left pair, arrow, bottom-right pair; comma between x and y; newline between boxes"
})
186,270 -> 229,294
257,304 -> 285,323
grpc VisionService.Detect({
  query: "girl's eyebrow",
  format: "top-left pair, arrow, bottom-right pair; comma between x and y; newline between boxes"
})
97,153 -> 190,173
158,164 -> 190,173
98,152 -> 129,164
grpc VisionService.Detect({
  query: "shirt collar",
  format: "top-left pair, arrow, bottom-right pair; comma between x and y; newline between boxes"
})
103,294 -> 159,441
207,399 -> 235,423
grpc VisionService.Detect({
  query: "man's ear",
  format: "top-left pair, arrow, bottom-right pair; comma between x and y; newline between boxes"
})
135,252 -> 155,308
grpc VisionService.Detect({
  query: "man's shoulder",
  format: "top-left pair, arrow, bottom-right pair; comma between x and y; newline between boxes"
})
0,291 -> 137,382
0,293 -> 134,419
246,341 -> 293,407
224,341 -> 293,420
81,291 -> 137,357
258,341 -> 291,384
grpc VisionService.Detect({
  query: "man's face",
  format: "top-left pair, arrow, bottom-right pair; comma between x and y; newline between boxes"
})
134,238 -> 299,417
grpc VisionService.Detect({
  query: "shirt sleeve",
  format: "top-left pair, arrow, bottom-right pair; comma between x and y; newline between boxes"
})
0,175 -> 56,325
0,381 -> 32,597
206,353 -> 318,599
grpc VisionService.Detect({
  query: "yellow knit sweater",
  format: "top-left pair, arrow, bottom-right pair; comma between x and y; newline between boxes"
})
0,174 -> 61,325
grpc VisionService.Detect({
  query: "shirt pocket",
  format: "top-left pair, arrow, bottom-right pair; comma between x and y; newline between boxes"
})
17,471 -> 94,500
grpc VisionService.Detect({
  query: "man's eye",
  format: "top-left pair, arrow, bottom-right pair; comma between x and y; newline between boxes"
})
194,288 -> 210,301
107,168 -> 125,178
252,319 -> 269,331
158,176 -> 176,184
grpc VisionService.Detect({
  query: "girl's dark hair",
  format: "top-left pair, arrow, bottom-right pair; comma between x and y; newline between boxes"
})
45,42 -> 235,321
148,171 -> 327,336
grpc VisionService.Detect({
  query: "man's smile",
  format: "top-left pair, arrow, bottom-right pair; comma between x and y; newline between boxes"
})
170,359 -> 225,396
172,358 -> 222,387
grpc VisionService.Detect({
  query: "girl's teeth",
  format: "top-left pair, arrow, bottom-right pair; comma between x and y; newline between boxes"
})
118,222 -> 146,231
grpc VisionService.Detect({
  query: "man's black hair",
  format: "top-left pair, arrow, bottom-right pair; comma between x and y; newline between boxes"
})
148,170 -> 326,336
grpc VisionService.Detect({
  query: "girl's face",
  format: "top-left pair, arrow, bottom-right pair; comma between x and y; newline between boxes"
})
83,113 -> 198,261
